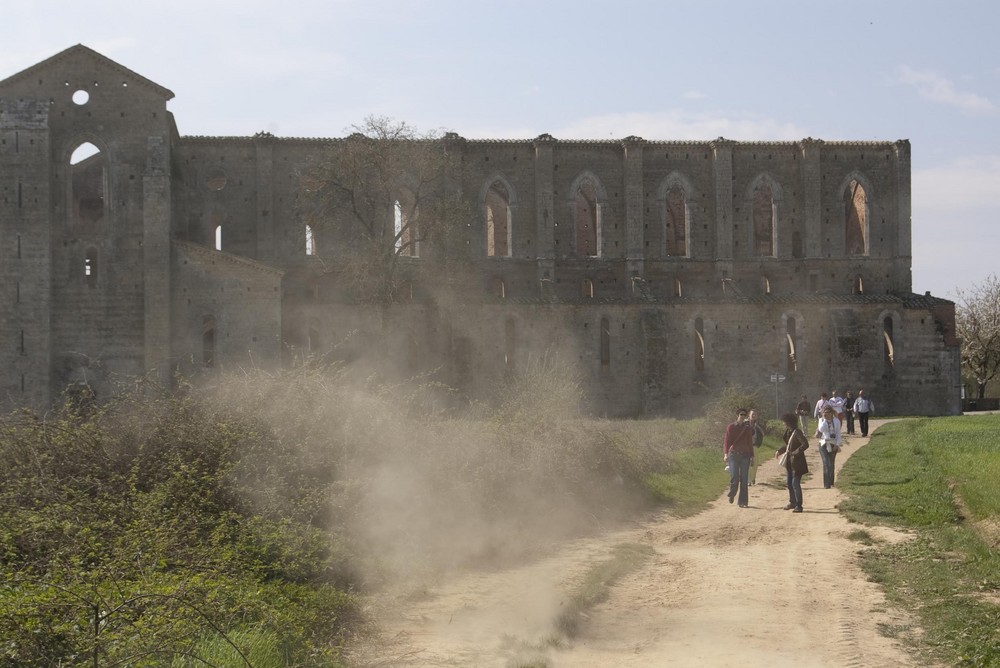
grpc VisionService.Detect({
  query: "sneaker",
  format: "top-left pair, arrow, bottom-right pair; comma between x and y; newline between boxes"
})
783,503 -> 795,510
729,493 -> 735,504
738,504 -> 748,508
792,507 -> 803,513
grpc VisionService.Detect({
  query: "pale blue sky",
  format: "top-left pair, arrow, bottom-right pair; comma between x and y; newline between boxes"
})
5,0 -> 998,298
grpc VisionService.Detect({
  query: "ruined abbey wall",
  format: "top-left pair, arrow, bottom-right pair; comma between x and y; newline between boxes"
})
0,46 -> 961,417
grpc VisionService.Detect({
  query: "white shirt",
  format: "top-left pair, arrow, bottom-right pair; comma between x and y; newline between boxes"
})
853,396 -> 873,413
816,416 -> 842,448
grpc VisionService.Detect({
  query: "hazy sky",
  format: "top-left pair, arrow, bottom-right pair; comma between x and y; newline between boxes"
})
4,0 -> 997,299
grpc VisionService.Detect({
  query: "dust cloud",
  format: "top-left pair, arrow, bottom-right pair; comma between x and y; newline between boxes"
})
202,347 -> 664,596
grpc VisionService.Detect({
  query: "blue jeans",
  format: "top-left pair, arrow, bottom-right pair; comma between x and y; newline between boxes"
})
727,452 -> 751,506
818,443 -> 837,488
786,469 -> 803,509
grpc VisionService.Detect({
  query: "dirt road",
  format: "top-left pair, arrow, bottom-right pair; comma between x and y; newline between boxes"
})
352,420 -> 924,667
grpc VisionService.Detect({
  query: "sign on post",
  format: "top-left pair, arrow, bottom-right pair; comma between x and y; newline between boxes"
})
770,373 -> 786,418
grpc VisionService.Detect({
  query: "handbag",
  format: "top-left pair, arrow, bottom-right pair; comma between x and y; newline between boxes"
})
778,431 -> 795,467
777,452 -> 788,467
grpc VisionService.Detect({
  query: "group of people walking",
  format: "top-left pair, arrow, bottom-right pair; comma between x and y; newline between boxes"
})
723,389 -> 876,513
796,389 -> 875,438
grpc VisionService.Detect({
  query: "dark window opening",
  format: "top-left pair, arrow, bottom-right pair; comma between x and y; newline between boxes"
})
575,180 -> 600,257
202,316 -> 216,367
883,316 -> 895,368
70,142 -> 107,231
752,184 -> 775,256
486,181 -> 512,257
694,317 -> 706,372
665,186 -> 687,256
846,179 -> 867,255
600,316 -> 611,369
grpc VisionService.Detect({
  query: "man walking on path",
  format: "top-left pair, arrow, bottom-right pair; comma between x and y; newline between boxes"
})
853,390 -> 874,437
813,393 -> 829,422
796,395 -> 811,433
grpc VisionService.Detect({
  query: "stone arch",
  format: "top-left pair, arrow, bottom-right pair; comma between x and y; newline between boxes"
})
66,137 -> 111,233
480,173 -> 517,257
838,171 -> 873,256
782,311 -> 805,374
568,171 -> 607,257
656,171 -> 695,258
853,274 -> 865,294
745,172 -> 783,258
878,309 -> 900,369
693,316 -> 706,372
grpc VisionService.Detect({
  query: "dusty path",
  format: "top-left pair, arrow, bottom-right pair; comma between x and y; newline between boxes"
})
351,420 -> 924,667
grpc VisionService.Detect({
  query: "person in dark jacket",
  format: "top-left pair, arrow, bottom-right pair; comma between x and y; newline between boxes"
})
776,412 -> 809,512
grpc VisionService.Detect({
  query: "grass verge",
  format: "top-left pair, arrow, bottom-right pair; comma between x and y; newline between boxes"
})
838,415 -> 1000,667
555,543 -> 656,639
644,438 -> 780,516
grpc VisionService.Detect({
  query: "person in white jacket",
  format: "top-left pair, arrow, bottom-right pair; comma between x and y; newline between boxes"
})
813,392 -> 829,420
827,390 -> 846,425
853,390 -> 875,437
814,406 -> 842,488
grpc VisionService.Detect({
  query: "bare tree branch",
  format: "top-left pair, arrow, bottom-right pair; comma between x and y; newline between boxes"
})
955,274 -> 1000,399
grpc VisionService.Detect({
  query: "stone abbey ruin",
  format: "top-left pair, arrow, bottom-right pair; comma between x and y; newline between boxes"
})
1,45 -> 961,417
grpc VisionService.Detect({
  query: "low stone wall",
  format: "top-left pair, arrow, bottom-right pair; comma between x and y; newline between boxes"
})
962,398 -> 1000,412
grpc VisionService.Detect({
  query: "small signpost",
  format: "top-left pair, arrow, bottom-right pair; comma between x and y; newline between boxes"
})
770,372 -> 786,419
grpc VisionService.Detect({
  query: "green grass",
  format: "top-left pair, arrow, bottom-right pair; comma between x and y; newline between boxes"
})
838,415 -> 1000,667
644,436 -> 780,515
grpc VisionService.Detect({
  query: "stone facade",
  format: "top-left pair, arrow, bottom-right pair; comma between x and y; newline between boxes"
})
1,45 -> 962,417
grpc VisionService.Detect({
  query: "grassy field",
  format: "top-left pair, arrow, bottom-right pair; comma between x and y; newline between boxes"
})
838,415 -> 1000,667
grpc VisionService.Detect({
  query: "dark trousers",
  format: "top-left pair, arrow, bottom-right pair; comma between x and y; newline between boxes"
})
818,444 -> 837,488
857,412 -> 870,437
846,411 -> 855,434
786,469 -> 803,509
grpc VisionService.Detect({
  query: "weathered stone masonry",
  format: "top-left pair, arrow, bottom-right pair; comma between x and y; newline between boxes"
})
0,45 -> 961,417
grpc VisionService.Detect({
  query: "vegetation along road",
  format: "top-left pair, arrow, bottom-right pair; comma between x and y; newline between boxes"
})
354,416 -> 1000,667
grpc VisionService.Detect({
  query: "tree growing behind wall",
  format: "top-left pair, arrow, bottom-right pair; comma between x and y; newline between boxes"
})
955,273 -> 1000,399
298,116 -> 471,309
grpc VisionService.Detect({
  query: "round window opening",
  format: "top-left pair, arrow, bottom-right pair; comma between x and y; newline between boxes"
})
72,90 -> 90,105
205,172 -> 228,192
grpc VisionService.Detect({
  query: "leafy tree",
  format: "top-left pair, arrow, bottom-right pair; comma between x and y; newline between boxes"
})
955,273 -> 1000,399
298,116 -> 471,310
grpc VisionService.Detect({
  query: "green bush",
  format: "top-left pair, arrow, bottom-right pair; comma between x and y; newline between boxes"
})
0,381 -> 357,666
